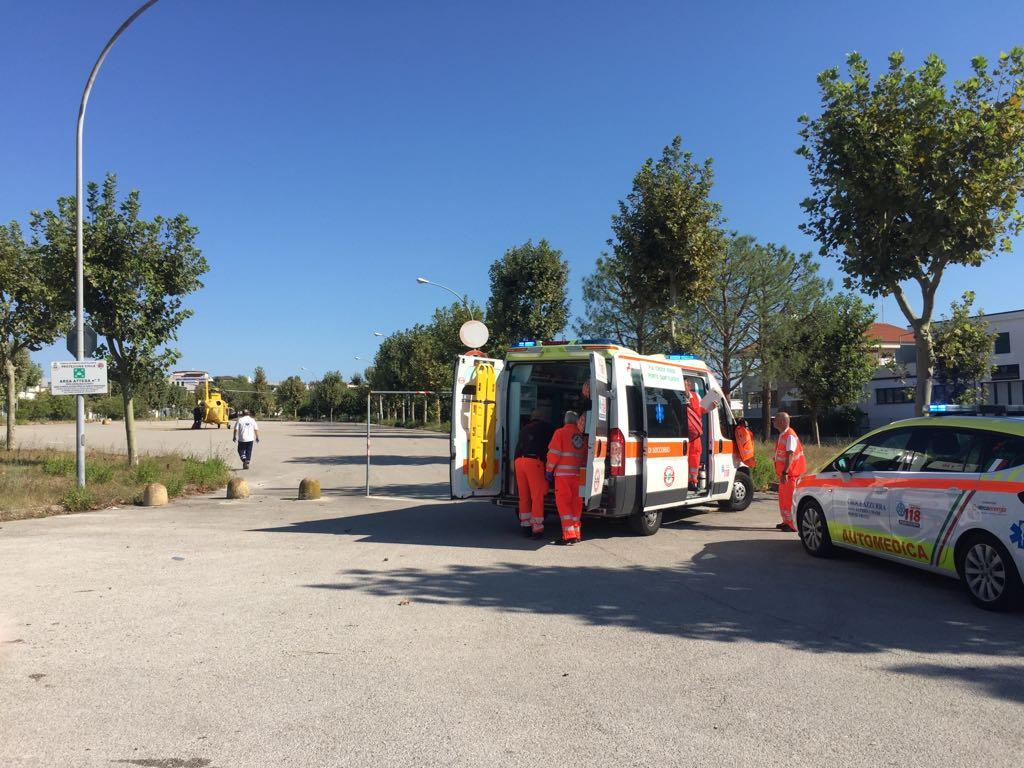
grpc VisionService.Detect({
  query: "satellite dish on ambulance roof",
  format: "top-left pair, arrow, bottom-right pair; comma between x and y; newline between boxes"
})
459,320 -> 489,349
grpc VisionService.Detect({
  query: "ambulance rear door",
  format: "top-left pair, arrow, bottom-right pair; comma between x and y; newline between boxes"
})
450,354 -> 506,499
639,360 -> 689,509
583,351 -> 610,511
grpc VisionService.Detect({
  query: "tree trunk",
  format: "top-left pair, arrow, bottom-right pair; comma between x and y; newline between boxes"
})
761,380 -> 772,442
812,409 -> 821,446
329,406 -> 334,422
122,387 -> 138,466
913,321 -> 934,416
378,396 -> 383,422
4,357 -> 16,451
436,396 -> 441,424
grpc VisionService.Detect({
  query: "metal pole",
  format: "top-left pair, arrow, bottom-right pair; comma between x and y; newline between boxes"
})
74,0 -> 160,488
420,280 -> 475,319
365,393 -> 371,496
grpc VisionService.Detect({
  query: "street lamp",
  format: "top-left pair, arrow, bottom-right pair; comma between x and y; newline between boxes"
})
73,0 -> 161,488
415,276 -> 475,319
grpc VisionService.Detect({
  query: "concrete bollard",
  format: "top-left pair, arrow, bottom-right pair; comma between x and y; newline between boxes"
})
142,483 -> 168,507
298,477 -> 321,500
227,478 -> 250,499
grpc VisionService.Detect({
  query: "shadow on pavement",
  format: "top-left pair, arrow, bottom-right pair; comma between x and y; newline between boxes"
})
886,662 -> 1024,704
288,522 -> 1022,665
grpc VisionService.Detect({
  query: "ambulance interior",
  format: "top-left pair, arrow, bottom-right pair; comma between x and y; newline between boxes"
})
505,361 -> 591,495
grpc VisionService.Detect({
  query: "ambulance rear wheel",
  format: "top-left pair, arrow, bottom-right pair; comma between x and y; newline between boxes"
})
718,472 -> 753,511
629,508 -> 662,536
956,533 -> 1022,612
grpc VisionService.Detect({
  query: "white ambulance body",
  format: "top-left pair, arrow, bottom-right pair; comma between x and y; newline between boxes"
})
450,340 -> 754,535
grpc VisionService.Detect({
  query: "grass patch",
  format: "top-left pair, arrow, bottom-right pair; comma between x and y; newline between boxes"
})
748,439 -> 847,491
0,449 -> 231,522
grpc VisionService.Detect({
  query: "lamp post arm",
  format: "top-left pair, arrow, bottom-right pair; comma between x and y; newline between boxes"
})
427,280 -> 475,319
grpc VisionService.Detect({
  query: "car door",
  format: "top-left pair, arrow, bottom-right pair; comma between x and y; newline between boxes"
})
638,364 -> 689,509
450,354 -> 506,499
833,427 -> 913,549
583,352 -> 610,511
895,426 -> 986,570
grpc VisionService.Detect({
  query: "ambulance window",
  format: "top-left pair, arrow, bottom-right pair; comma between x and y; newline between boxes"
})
907,428 -> 981,473
625,385 -> 644,434
979,433 -> 1024,472
645,387 -> 686,439
851,428 -> 912,472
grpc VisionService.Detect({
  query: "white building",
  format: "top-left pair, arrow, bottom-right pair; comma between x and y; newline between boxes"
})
168,370 -> 211,393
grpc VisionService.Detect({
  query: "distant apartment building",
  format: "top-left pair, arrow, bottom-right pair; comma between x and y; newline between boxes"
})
168,370 -> 211,392
743,311 -> 1024,432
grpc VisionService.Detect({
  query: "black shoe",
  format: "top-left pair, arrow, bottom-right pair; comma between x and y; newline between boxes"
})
531,530 -> 545,540
776,522 -> 792,531
565,539 -> 577,547
242,461 -> 250,470
521,527 -> 534,538
688,483 -> 698,492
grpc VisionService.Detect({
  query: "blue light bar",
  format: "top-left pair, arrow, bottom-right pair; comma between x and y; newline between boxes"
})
666,353 -> 698,360
512,340 -> 538,347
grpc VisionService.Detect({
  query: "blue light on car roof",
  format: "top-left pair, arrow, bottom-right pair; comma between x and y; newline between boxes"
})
513,340 -> 538,347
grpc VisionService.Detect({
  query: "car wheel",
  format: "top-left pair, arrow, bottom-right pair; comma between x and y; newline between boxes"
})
718,472 -> 753,511
957,533 -> 1022,611
797,499 -> 833,557
629,508 -> 662,536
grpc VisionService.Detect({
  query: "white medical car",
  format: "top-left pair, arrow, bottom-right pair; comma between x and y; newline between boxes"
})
793,407 -> 1024,610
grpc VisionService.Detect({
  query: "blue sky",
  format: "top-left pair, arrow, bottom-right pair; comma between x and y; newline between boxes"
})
3,0 -> 1023,381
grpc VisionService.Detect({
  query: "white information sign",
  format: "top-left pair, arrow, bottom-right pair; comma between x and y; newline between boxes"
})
641,361 -> 685,390
50,361 -> 109,396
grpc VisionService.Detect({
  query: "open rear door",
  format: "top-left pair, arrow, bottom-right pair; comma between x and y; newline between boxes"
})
583,352 -> 609,511
450,354 -> 505,499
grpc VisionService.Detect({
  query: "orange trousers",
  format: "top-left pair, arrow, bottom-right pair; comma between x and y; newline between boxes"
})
777,475 -> 798,531
515,457 -> 548,534
688,437 -> 702,485
554,476 -> 582,541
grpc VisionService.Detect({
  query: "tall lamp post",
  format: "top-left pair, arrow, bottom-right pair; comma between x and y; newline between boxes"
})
415,277 -> 475,319
74,0 -> 161,488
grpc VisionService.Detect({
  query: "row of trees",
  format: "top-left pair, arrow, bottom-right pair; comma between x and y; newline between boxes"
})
1,174 -> 208,462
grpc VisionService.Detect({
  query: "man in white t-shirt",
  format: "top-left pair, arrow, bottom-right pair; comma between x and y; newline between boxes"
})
233,409 -> 260,469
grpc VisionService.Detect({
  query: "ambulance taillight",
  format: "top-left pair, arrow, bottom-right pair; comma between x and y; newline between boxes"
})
609,428 -> 625,476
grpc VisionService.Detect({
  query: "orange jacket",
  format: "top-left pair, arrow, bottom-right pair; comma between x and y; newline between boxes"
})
774,427 -> 806,478
546,424 -> 587,478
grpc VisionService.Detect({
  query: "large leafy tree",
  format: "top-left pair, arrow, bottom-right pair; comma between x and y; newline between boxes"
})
35,174 -> 208,464
932,292 -> 996,406
779,295 -> 877,444
0,221 -> 71,449
252,366 -> 274,416
276,375 -> 308,420
313,370 -> 349,422
486,239 -> 569,348
799,50 -> 1024,415
579,136 -> 723,351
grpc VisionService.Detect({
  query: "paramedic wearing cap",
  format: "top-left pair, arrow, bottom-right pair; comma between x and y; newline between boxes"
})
546,410 -> 587,545
514,410 -> 554,538
773,411 -> 806,532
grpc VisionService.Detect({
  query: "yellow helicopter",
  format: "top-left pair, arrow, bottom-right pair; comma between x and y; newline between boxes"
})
197,380 -> 230,428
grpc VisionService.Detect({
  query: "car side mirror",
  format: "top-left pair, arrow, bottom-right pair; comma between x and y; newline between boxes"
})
836,457 -> 851,473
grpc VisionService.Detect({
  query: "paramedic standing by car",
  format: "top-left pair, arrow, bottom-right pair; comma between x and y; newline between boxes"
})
773,411 -> 806,531
514,410 -> 554,538
685,380 -> 718,491
546,410 -> 587,545
233,409 -> 260,470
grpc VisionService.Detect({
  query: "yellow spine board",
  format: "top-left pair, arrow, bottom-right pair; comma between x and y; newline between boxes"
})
467,362 -> 497,489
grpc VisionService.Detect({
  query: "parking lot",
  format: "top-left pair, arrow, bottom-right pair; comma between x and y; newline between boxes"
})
1,421 -> 1021,767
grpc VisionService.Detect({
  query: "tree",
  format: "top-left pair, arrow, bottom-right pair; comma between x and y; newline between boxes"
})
747,244 -> 828,440
579,136 -> 724,351
799,49 -> 1024,415
932,292 -> 996,406
486,239 -> 569,348
0,348 -> 42,412
779,295 -> 877,444
0,221 -> 71,449
276,375 -> 308,419
35,174 -> 208,464
314,371 -> 348,422
252,366 -> 274,416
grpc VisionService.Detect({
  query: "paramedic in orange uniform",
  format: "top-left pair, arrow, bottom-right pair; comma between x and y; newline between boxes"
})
514,410 -> 554,538
773,411 -> 806,532
685,380 -> 718,491
545,410 -> 588,545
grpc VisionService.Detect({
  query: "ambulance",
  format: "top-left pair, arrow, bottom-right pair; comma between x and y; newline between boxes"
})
450,339 -> 755,535
793,406 -> 1024,611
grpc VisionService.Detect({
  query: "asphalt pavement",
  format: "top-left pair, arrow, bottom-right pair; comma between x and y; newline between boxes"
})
1,420 -> 1021,767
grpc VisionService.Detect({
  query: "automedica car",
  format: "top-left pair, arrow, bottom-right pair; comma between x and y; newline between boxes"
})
793,407 -> 1024,611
